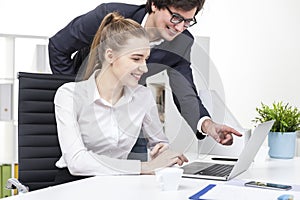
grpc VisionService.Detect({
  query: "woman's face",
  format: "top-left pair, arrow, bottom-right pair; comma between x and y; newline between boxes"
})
110,37 -> 150,87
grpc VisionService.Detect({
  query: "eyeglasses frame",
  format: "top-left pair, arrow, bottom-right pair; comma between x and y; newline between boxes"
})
165,6 -> 197,28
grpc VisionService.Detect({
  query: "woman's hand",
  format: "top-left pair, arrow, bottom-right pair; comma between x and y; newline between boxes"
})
141,149 -> 188,175
150,143 -> 169,159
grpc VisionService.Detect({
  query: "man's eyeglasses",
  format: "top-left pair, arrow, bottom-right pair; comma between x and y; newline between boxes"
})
165,7 -> 197,28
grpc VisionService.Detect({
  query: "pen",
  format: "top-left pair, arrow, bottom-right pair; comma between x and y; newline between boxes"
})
211,157 -> 238,162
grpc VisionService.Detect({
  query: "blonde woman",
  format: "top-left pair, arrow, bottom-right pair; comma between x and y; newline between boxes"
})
54,12 -> 187,184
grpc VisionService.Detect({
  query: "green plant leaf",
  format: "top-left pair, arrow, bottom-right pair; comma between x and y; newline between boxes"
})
253,101 -> 300,132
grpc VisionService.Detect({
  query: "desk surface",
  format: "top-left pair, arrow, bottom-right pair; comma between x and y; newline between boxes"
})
6,156 -> 300,200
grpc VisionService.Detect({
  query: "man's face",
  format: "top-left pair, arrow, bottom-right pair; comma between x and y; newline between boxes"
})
150,5 -> 197,41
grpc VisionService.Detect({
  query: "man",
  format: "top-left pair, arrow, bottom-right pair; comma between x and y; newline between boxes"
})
48,0 -> 242,158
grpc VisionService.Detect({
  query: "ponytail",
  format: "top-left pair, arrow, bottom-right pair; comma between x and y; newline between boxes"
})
84,12 -> 125,80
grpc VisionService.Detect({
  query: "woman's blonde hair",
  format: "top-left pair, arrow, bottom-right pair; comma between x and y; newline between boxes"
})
83,12 -> 148,80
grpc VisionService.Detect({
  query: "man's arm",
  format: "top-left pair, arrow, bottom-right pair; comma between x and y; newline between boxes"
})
165,32 -> 242,143
162,31 -> 209,139
167,61 -> 208,140
48,4 -> 104,74
49,3 -> 133,74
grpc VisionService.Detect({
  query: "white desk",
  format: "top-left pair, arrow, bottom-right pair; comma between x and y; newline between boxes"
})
6,156 -> 300,200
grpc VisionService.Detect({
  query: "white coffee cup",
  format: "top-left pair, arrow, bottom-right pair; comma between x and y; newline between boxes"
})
155,167 -> 183,191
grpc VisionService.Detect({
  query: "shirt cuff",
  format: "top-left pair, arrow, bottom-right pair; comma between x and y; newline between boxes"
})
197,116 -> 211,135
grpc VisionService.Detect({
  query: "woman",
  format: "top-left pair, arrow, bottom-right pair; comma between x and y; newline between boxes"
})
54,12 -> 187,183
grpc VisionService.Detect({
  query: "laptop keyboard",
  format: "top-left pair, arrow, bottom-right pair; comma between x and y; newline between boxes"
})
196,164 -> 234,177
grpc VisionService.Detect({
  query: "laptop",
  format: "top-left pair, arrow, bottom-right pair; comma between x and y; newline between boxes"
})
181,120 -> 275,181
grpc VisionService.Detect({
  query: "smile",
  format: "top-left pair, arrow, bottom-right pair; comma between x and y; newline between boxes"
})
166,26 -> 178,36
131,73 -> 142,80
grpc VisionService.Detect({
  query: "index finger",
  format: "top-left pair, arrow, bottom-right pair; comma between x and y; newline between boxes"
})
178,154 -> 189,162
150,143 -> 163,155
223,126 -> 243,137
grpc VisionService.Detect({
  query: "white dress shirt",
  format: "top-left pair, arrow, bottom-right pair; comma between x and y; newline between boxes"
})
54,71 -> 168,176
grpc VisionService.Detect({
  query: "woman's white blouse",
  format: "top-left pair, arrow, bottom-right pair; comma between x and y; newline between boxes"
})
54,71 -> 168,176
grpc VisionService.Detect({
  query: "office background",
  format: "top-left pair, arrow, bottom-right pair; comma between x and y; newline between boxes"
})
1,1 -> 300,197
0,0 -> 299,129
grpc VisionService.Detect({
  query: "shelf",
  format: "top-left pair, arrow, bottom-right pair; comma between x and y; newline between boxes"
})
0,79 -> 13,84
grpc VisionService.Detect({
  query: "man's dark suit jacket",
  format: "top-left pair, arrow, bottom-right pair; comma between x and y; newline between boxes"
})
48,3 -> 209,146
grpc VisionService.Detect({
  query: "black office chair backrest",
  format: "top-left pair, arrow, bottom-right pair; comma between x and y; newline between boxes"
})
18,72 -> 75,191
17,71 -> 147,191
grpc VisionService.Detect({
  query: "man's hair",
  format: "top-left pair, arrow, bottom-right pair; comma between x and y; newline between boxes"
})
145,0 -> 205,15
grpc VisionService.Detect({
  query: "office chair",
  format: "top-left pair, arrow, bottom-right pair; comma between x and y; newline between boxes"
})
17,72 -> 147,191
18,72 -> 75,191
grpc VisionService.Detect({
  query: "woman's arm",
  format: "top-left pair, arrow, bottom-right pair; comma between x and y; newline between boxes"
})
54,83 -> 141,176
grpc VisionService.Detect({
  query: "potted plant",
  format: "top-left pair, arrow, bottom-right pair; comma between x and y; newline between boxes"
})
254,101 -> 300,159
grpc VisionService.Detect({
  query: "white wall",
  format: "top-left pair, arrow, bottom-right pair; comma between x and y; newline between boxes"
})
195,0 -> 300,128
1,0 -> 300,129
